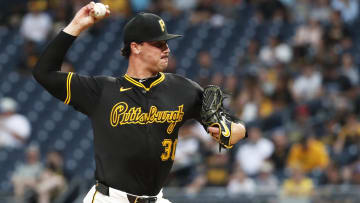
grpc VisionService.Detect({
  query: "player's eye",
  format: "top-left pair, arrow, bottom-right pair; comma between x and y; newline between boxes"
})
149,41 -> 167,49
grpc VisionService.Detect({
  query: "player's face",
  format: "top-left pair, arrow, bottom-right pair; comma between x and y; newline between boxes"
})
140,40 -> 170,72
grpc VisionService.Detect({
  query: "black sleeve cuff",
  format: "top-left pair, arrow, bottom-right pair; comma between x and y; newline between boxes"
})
60,30 -> 78,41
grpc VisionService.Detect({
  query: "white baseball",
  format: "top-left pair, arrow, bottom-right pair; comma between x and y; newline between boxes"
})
93,3 -> 107,18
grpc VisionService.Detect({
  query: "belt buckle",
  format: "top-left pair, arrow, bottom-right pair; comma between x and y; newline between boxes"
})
141,197 -> 157,203
128,195 -> 157,203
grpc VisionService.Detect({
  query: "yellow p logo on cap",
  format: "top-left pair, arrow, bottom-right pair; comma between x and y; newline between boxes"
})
159,19 -> 165,32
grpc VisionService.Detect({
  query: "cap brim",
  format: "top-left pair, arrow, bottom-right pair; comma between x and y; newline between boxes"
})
148,34 -> 182,42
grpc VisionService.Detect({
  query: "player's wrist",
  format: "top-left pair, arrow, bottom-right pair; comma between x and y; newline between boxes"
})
230,122 -> 246,145
63,22 -> 83,36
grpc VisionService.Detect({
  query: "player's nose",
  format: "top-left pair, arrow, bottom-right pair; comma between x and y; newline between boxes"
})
163,43 -> 170,53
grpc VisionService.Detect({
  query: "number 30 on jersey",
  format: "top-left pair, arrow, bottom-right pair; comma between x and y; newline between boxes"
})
161,139 -> 178,161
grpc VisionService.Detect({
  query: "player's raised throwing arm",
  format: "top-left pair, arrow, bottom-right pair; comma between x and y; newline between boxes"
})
32,2 -> 110,113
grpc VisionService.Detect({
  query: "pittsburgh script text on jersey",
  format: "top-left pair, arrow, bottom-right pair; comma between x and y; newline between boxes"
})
110,102 -> 184,134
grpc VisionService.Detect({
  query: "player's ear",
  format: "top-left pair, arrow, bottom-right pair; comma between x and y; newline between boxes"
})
130,42 -> 141,55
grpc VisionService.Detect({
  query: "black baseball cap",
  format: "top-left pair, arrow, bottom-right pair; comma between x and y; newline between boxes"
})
123,13 -> 182,44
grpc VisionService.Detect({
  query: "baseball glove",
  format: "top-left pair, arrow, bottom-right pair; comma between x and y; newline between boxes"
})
201,85 -> 233,150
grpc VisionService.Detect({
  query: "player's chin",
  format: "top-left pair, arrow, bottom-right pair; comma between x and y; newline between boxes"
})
161,57 -> 168,64
158,61 -> 168,71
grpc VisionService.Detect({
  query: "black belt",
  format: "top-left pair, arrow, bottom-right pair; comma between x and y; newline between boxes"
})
95,182 -> 157,203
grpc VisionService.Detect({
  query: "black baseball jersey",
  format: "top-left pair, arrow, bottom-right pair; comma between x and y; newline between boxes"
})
33,31 -> 204,196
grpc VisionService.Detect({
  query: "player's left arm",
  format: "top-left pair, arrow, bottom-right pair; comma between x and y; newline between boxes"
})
201,85 -> 246,149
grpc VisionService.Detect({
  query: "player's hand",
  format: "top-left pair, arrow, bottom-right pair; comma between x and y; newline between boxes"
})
208,123 -> 245,145
63,1 -> 110,36
208,126 -> 220,140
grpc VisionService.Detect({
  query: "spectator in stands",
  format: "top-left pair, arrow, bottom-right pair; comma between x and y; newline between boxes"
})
324,10 -> 350,47
340,53 -> 359,86
20,0 -> 52,44
294,18 -> 323,50
0,97 -> 31,148
253,0 -> 286,21
331,0 -> 359,23
235,75 -> 263,123
288,0 -> 312,23
287,134 -> 329,174
269,129 -> 290,178
255,161 -> 279,194
281,165 -> 314,200
227,167 -> 256,196
210,72 -> 224,88
351,158 -> 360,185
340,165 -> 353,185
255,76 -> 275,119
51,3 -> 73,38
259,36 -> 279,67
172,0 -> 197,12
224,74 -> 239,96
185,151 -> 231,195
235,126 -> 274,176
190,0 -> 216,25
318,162 -> 343,185
339,36 -> 355,54
322,64 -> 353,106
17,40 -> 40,75
313,38 -> 337,66
213,0 -> 240,20
271,72 -> 293,110
195,50 -> 215,87
310,0 -> 332,24
35,150 -> 67,203
333,113 -> 360,162
286,105 -> 311,143
11,145 -> 43,203
151,0 -> 182,16
238,39 -> 261,73
259,35 -> 292,66
291,62 -> 322,103
170,120 -> 202,187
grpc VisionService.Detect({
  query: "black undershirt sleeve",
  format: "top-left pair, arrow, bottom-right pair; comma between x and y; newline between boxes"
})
33,31 -> 77,102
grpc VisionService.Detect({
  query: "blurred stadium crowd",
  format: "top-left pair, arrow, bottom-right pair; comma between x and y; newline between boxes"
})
1,0 -> 360,202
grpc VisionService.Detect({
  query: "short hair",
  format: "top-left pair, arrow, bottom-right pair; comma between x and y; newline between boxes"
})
121,42 -> 131,59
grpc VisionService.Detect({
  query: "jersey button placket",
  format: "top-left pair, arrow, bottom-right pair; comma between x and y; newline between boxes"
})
143,88 -> 151,134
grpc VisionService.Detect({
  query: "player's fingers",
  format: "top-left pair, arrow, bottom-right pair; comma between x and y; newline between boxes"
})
208,126 -> 220,134
85,1 -> 95,15
87,1 -> 95,10
105,5 -> 111,17
208,127 -> 220,141
105,10 -> 111,17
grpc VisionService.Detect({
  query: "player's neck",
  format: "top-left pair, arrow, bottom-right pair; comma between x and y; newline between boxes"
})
127,59 -> 158,79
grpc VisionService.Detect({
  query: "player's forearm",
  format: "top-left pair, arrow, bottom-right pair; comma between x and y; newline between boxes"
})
230,122 -> 246,145
32,31 -> 76,101
33,31 -> 76,77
